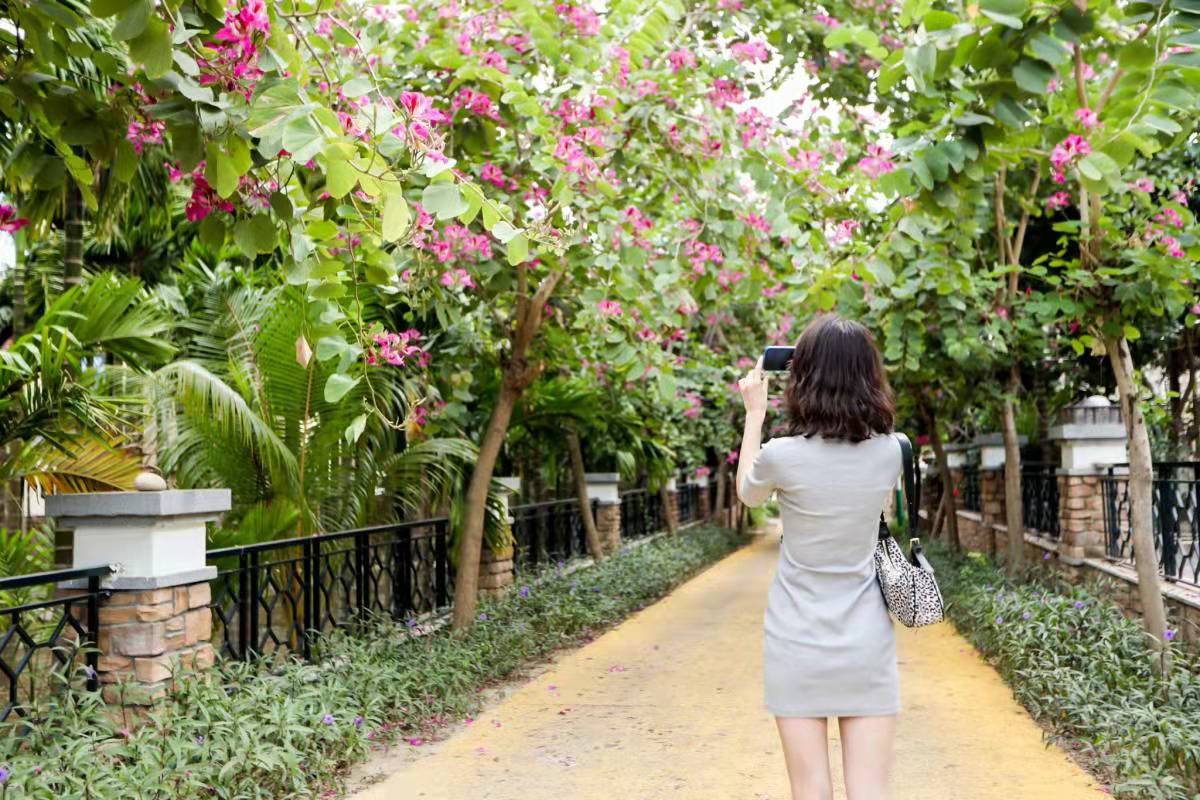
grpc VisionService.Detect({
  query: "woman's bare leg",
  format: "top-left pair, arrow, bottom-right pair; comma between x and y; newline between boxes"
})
838,715 -> 897,800
775,716 -> 833,800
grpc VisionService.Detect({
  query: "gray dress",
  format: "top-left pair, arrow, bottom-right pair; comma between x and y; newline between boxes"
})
739,432 -> 902,718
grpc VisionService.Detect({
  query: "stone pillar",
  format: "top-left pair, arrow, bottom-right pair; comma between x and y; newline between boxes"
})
694,471 -> 711,520
1049,397 -> 1126,563
480,477 -> 520,597
663,477 -> 679,530
46,488 -> 229,708
585,473 -> 621,553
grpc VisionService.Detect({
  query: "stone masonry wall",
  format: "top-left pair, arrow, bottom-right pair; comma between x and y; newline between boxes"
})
479,544 -> 515,597
596,503 -> 621,553
97,582 -> 214,705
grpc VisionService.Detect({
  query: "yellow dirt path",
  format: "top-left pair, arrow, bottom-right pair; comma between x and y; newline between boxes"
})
357,530 -> 1106,800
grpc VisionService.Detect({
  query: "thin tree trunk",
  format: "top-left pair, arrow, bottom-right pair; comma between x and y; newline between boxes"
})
926,409 -> 960,551
1167,345 -> 1183,456
1002,364 -> 1025,572
1105,334 -> 1170,668
64,181 -> 84,291
931,484 -> 947,539
565,425 -> 606,559
451,270 -> 560,631
713,459 -> 729,524
1186,325 -> 1200,458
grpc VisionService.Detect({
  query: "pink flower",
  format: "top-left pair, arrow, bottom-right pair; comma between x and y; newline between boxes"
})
741,213 -> 772,234
736,107 -> 772,147
197,0 -> 271,100
731,39 -> 771,64
164,162 -> 184,182
1075,108 -> 1099,128
556,3 -> 600,36
440,268 -> 476,289
1050,134 -> 1091,177
812,12 -> 840,26
668,48 -> 697,73
726,450 -> 739,465
479,50 -> 509,73
635,79 -> 659,97
1130,178 -> 1154,193
597,299 -> 623,316
856,143 -> 895,179
451,88 -> 500,121
0,204 -> 29,234
126,117 -> 166,154
1045,191 -> 1072,211
708,79 -> 744,109
369,329 -> 429,368
831,219 -> 860,245
623,206 -> 653,231
1154,207 -> 1184,229
788,150 -> 822,171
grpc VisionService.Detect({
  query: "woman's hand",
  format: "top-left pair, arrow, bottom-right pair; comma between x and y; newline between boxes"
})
738,357 -> 769,416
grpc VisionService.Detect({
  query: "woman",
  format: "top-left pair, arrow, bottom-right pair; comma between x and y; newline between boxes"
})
736,313 -> 901,800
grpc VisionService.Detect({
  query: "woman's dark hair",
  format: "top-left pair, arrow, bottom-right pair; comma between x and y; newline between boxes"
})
783,314 -> 894,442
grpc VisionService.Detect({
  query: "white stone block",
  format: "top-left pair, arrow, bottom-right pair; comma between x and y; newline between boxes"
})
584,472 -> 621,505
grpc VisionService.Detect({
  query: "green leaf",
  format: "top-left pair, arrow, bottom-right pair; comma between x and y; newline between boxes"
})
506,233 -> 529,265
1013,59 -> 1054,93
128,17 -> 173,78
198,215 -> 225,249
324,159 -> 357,199
112,0 -> 151,40
1141,113 -> 1182,134
205,138 -> 251,199
233,215 -> 277,257
345,414 -> 368,445
324,373 -> 360,403
1118,42 -> 1156,69
490,220 -> 520,243
421,183 -> 468,220
381,190 -> 411,242
92,0 -> 135,16
1028,34 -> 1071,65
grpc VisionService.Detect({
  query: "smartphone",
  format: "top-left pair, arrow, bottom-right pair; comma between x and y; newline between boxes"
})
762,345 -> 794,372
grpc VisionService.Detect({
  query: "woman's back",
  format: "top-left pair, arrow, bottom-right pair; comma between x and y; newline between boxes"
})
762,433 -> 901,572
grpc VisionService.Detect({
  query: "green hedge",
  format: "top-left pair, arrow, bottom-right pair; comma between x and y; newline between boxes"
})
0,524 -> 742,799
927,540 -> 1200,800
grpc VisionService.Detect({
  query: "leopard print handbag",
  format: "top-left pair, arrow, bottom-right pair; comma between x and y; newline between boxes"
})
874,432 -> 945,628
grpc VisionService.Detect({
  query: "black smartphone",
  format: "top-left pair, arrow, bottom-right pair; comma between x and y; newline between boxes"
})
762,345 -> 794,372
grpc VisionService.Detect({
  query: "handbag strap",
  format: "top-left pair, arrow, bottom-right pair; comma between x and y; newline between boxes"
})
896,432 -> 916,536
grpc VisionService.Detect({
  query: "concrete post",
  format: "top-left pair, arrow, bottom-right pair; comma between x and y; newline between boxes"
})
663,477 -> 679,531
694,470 -> 711,520
585,473 -> 621,553
481,477 -> 520,596
46,488 -> 229,707
1048,397 -> 1126,563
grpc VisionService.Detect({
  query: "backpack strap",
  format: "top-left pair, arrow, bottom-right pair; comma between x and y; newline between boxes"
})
895,432 -> 916,536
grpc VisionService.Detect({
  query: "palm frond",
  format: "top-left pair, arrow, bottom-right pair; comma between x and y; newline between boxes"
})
19,435 -> 142,493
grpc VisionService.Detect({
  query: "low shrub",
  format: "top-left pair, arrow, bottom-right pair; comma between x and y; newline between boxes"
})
927,540 -> 1200,800
0,524 -> 741,799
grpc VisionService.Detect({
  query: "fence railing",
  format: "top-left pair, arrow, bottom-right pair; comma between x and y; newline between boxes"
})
206,519 -> 452,662
620,489 -> 663,540
510,498 -> 597,574
676,483 -> 702,525
1022,465 -> 1061,539
1101,463 -> 1200,586
960,464 -> 981,512
0,564 -> 112,721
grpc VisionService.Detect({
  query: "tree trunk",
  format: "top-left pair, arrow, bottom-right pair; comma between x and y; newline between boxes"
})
451,380 -> 519,630
451,270 -> 560,632
713,459 -> 729,524
659,483 -> 678,535
926,411 -> 960,551
64,181 -> 85,291
1167,345 -> 1183,456
1002,364 -> 1025,573
565,425 -> 606,560
931,484 -> 947,539
1186,325 -> 1200,459
1106,334 -> 1170,668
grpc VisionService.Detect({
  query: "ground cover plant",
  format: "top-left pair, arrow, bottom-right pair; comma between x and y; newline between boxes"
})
0,524 -> 740,799
927,541 -> 1200,800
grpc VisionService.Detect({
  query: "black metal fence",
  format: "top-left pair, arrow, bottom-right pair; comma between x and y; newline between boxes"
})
620,489 -> 663,540
206,519 -> 451,661
960,464 -> 981,512
1101,463 -> 1200,586
676,483 -> 702,524
1022,465 -> 1061,538
510,498 -> 597,574
0,565 -> 111,721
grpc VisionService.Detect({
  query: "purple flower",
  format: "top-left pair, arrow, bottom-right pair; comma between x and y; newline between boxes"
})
0,765 -> 9,784
354,715 -> 364,729
1042,552 -> 1051,561
1165,629 -> 1177,642
83,665 -> 97,680
405,617 -> 418,628
1022,612 -> 1031,620
995,615 -> 1004,624
323,714 -> 335,726
195,735 -> 205,745
1074,601 -> 1085,609
477,612 -> 488,621
519,585 -> 531,598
